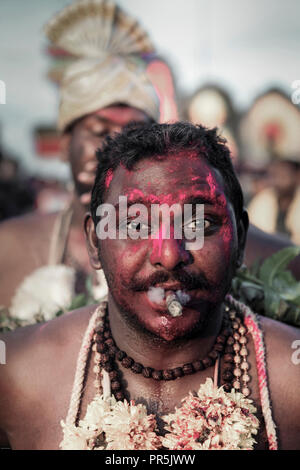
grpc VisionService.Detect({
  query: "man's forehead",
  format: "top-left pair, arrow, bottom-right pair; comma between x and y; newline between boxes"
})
92,105 -> 149,125
105,153 -> 229,207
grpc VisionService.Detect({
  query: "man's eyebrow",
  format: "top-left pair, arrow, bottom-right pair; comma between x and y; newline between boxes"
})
181,193 -> 226,207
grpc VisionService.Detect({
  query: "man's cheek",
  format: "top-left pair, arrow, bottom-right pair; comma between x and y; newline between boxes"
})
201,243 -> 231,282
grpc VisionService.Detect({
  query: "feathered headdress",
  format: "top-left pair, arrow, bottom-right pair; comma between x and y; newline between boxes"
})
44,0 -> 159,130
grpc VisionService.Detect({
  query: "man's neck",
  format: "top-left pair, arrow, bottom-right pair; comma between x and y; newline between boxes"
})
107,293 -> 224,371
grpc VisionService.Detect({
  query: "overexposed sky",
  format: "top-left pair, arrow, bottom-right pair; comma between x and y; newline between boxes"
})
0,0 -> 299,178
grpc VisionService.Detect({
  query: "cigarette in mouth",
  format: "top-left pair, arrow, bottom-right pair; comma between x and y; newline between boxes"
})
166,293 -> 183,317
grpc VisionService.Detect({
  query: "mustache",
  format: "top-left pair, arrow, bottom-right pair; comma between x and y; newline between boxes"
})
125,269 -> 211,292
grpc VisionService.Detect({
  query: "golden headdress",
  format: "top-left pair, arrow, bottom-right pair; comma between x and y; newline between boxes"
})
44,0 -> 160,130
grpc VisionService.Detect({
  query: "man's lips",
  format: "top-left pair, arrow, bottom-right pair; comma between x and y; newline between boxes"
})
152,282 -> 184,291
143,286 -> 202,314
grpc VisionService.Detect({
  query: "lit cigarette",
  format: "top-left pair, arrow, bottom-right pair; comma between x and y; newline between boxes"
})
166,293 -> 183,317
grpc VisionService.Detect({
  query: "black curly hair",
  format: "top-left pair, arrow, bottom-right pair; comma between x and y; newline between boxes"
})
91,121 -> 244,225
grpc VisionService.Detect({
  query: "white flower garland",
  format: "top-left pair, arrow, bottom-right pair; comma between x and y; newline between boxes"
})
60,378 -> 259,450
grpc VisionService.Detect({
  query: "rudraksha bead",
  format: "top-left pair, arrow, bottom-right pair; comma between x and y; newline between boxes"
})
108,346 -> 118,356
100,353 -> 110,363
162,369 -> 174,380
142,367 -> 153,378
109,370 -> 119,381
193,360 -> 204,371
103,362 -> 114,372
208,350 -> 219,360
222,369 -> 233,381
223,383 -> 232,392
223,353 -> 234,363
131,362 -> 143,374
214,343 -> 224,353
202,357 -> 213,368
173,367 -> 184,378
152,370 -> 163,380
121,356 -> 134,368
115,391 -> 125,401
116,350 -> 126,361
111,380 -> 121,391
216,334 -> 226,344
182,363 -> 194,375
104,338 -> 115,347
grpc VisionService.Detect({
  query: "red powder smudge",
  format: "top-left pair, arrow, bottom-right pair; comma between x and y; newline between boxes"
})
105,169 -> 113,189
206,172 -> 217,199
220,220 -> 233,262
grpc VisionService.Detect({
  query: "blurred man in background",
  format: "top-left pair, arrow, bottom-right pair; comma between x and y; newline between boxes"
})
248,159 -> 300,245
0,0 -> 159,319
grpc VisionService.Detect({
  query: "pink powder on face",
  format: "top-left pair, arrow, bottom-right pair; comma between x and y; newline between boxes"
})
205,169 -> 234,260
105,169 -> 114,189
152,222 -> 168,258
206,172 -> 217,199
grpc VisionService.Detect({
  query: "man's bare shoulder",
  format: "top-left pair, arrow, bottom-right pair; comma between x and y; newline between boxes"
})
259,315 -> 300,367
0,211 -> 57,247
258,315 -> 300,449
0,212 -> 58,306
0,305 -> 97,439
0,304 -> 97,375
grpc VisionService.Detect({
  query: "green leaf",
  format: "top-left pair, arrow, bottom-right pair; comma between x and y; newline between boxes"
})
85,276 -> 94,298
263,287 -> 282,320
259,247 -> 300,286
272,272 -> 300,302
281,305 -> 300,327
249,258 -> 262,277
69,293 -> 88,310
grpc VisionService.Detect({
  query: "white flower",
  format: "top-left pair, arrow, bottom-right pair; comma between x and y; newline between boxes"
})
60,421 -> 91,450
162,378 -> 259,450
80,395 -> 116,432
59,382 -> 259,451
103,400 -> 162,450
10,265 -> 75,321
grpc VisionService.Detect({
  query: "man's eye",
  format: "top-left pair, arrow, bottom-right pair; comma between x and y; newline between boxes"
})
127,220 -> 150,232
185,218 -> 210,231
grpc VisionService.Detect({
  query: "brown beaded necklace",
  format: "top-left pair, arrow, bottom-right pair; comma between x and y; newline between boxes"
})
94,301 -> 251,401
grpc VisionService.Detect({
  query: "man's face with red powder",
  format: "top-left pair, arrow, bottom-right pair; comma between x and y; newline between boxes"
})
96,152 -> 246,341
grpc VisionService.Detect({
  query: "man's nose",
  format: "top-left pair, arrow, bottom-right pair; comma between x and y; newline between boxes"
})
149,236 -> 191,271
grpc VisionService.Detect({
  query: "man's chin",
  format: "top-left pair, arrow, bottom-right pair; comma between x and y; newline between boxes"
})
117,292 -> 209,342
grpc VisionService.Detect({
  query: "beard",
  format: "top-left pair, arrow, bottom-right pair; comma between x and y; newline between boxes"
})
103,263 -> 230,344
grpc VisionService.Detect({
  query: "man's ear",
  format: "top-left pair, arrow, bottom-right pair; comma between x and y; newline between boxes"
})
60,133 -> 71,162
84,213 -> 102,270
236,209 -> 249,268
